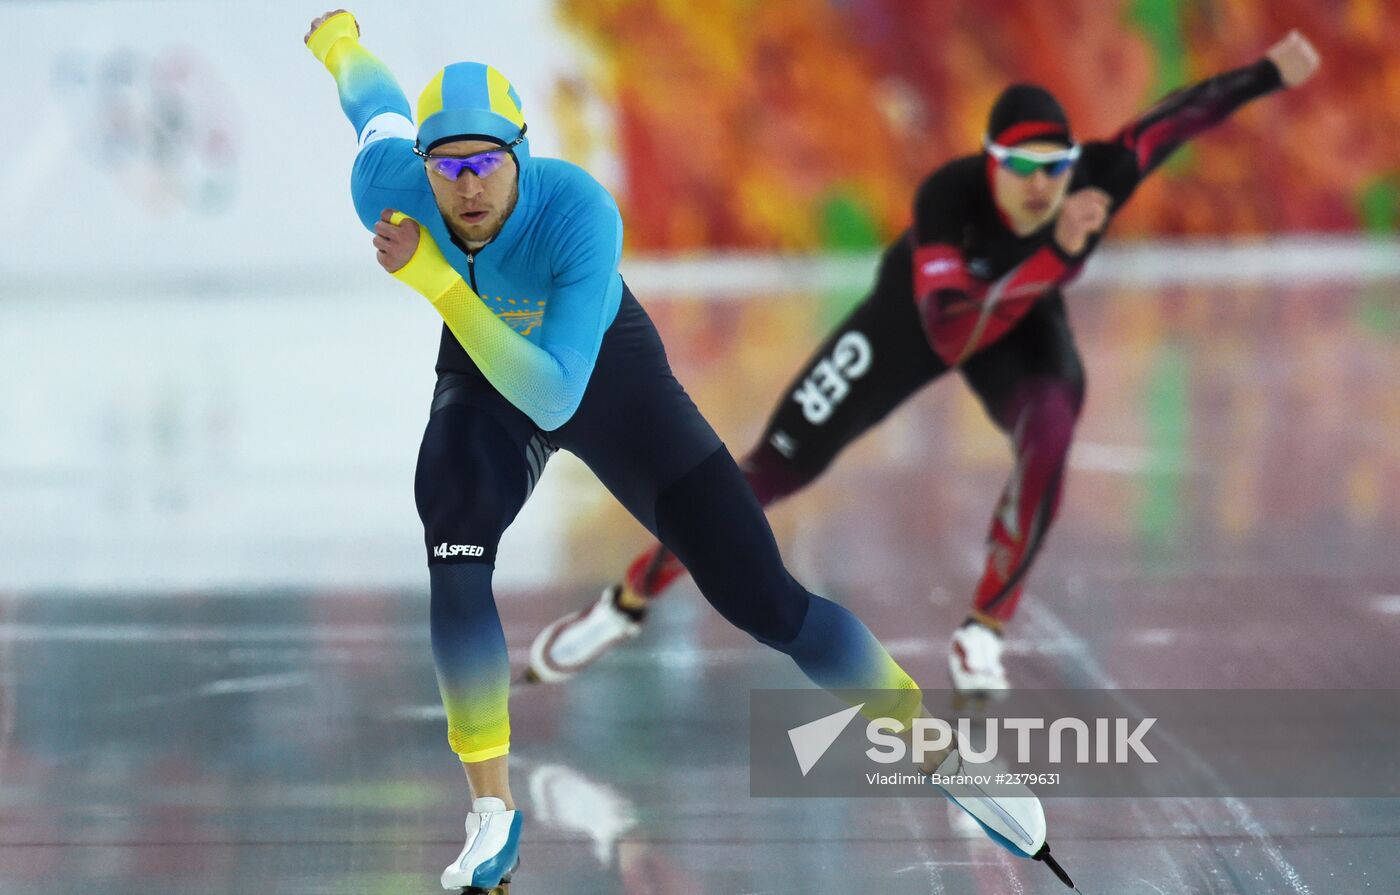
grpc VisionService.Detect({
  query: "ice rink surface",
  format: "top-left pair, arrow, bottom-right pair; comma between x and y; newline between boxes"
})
2,274 -> 1399,893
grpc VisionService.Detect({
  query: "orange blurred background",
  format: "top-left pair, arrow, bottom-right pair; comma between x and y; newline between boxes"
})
555,0 -> 1400,250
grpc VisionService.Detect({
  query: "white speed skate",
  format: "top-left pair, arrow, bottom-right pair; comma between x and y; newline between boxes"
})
441,797 -> 522,893
949,620 -> 1010,698
934,748 -> 1079,889
526,585 -> 643,683
935,747 -> 1043,854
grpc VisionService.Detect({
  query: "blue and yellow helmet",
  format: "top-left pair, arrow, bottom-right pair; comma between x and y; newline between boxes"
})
416,62 -> 529,160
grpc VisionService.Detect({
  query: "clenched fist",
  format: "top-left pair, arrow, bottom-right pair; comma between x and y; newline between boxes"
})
1053,188 -> 1111,257
305,9 -> 357,44
373,209 -> 421,273
1266,30 -> 1320,88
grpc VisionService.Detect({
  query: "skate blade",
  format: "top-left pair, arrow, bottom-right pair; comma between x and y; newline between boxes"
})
1033,843 -> 1081,891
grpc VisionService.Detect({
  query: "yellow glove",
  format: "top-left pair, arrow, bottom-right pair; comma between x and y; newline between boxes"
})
306,11 -> 360,65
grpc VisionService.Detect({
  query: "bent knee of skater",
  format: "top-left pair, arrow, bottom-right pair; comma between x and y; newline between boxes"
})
729,582 -> 809,648
731,600 -> 809,647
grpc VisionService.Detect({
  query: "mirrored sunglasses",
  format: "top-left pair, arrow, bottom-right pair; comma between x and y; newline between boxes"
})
414,124 -> 528,182
984,138 -> 1081,178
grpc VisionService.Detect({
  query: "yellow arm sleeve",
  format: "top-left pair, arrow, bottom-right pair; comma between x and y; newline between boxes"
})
389,214 -> 592,430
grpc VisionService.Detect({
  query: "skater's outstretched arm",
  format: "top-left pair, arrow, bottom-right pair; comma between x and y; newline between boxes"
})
1093,30 -> 1319,202
304,10 -> 413,146
305,11 -> 433,233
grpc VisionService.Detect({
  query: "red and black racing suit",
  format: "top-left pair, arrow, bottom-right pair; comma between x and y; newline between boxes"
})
626,58 -> 1285,626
